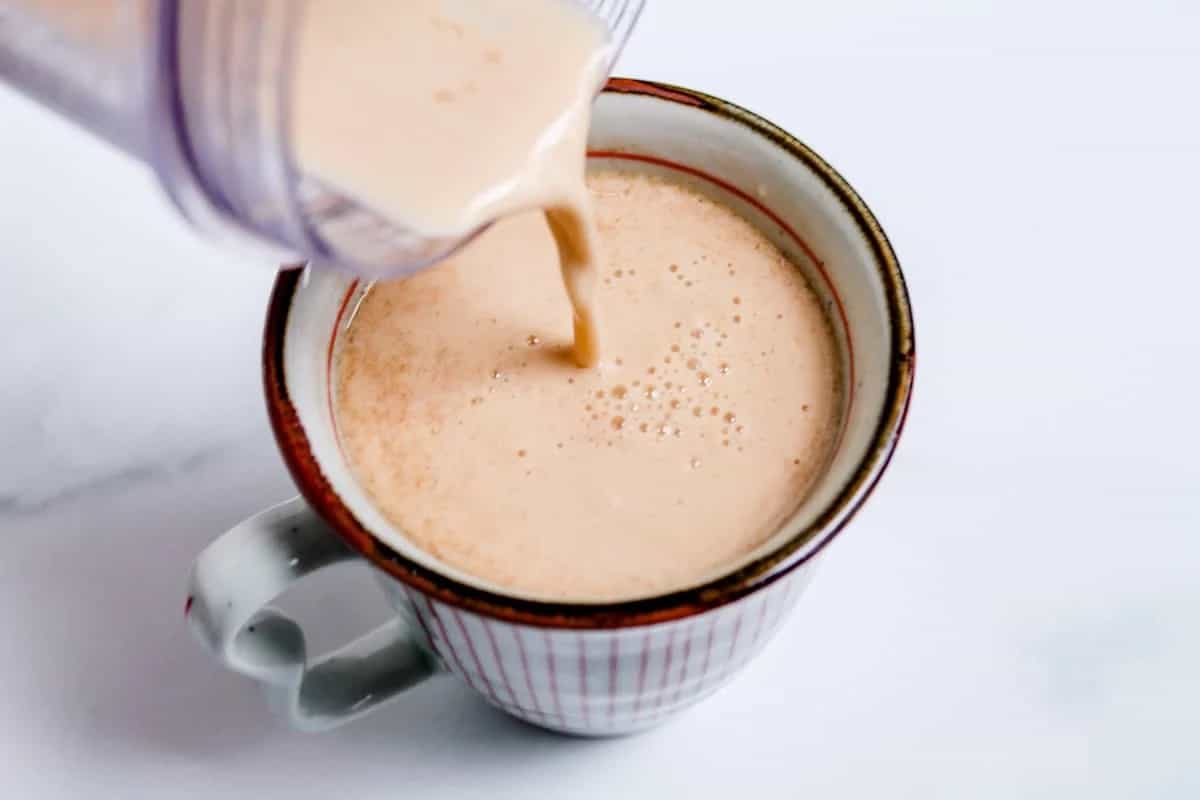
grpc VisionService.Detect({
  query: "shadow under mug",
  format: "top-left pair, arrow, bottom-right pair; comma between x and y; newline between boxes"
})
186,79 -> 915,736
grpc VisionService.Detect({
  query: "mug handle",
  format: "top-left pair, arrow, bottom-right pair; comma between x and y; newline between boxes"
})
186,497 -> 441,731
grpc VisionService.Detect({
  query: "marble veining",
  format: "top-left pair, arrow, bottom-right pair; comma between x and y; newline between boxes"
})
1,3 -> 1198,797
0,441 -> 234,518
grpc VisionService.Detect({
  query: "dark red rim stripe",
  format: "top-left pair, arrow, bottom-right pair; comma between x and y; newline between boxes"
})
262,78 -> 915,630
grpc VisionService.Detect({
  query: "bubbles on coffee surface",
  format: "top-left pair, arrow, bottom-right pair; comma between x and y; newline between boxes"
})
332,169 -> 842,601
404,171 -> 828,484
552,263 -> 757,471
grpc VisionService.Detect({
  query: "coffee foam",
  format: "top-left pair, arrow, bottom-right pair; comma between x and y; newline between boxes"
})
335,171 -> 842,602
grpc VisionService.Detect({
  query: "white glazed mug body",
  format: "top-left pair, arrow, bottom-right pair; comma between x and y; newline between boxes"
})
187,79 -> 915,735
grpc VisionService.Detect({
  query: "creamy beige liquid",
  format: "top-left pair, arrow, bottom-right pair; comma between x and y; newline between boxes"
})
336,172 -> 843,601
291,0 -> 610,365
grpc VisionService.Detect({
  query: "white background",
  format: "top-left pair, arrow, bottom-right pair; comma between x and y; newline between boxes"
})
1,1 -> 1197,797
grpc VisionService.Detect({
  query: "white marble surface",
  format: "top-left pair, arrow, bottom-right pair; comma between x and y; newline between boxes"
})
2,2 -> 1197,797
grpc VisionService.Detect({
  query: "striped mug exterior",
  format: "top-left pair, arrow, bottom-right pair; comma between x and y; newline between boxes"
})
186,79 -> 914,735
398,569 -> 810,735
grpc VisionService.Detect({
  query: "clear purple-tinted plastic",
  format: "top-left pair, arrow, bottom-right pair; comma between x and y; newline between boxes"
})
0,0 -> 155,157
0,0 -> 640,279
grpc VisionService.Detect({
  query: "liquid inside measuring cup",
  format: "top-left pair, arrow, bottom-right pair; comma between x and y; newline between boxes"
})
290,0 -> 613,367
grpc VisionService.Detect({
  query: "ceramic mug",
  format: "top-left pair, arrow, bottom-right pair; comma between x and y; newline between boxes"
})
185,79 -> 915,736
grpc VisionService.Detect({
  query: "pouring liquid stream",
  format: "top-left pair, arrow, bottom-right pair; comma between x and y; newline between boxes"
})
291,0 -> 612,366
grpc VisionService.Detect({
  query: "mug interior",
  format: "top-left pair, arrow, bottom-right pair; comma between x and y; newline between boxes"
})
266,79 -> 913,623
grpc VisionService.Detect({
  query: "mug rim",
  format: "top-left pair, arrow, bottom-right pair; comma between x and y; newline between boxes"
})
262,78 -> 916,629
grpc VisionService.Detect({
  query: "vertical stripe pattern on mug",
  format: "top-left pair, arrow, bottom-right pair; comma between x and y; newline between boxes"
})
401,564 -> 810,735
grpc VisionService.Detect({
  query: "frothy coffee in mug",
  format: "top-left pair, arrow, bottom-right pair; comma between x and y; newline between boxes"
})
292,0 -> 609,365
335,171 -> 842,601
